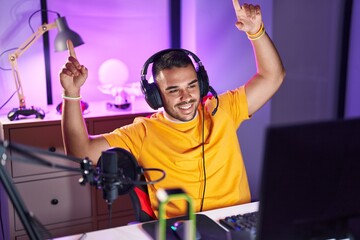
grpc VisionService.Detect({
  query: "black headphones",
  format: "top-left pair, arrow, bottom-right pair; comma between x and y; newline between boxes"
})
140,49 -> 214,111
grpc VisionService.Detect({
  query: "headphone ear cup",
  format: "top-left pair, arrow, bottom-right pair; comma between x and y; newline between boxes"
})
141,80 -> 163,110
197,66 -> 209,98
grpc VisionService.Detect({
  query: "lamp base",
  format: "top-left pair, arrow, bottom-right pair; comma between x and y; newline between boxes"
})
7,107 -> 45,121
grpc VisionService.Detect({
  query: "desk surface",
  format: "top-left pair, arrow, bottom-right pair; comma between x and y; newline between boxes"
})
55,202 -> 259,240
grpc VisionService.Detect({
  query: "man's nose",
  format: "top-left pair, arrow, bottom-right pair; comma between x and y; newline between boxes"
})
179,89 -> 192,100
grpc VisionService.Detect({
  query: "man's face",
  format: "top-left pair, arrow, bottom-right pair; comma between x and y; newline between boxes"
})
156,65 -> 200,122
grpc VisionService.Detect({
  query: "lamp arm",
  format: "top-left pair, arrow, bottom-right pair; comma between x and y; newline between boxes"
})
8,22 -> 57,108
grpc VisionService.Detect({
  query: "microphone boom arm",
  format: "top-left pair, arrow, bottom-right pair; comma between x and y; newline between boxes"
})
0,141 -> 55,240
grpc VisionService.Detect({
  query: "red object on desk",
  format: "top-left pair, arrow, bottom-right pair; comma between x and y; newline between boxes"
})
56,101 -> 89,114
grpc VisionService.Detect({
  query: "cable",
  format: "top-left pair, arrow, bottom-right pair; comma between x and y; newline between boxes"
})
134,168 -> 166,185
0,10 -> 61,71
109,167 -> 166,187
0,9 -> 61,110
0,48 -> 17,71
199,102 -> 207,212
0,48 -> 19,109
17,10 -> 61,62
0,90 -> 17,110
27,9 -> 60,33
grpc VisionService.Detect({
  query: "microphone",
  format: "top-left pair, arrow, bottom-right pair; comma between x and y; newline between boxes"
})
209,86 -> 219,116
0,140 -> 166,230
99,150 -> 119,205
80,147 -> 166,206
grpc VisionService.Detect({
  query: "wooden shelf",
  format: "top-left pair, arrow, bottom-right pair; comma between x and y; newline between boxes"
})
0,99 -> 155,239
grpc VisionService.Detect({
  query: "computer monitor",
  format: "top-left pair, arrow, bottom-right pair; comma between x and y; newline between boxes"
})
257,118 -> 360,240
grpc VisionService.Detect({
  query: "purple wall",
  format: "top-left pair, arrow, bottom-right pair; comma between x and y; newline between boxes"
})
47,0 -> 170,106
0,0 -> 170,114
0,0 -> 47,112
346,0 -> 360,117
2,0 -> 358,117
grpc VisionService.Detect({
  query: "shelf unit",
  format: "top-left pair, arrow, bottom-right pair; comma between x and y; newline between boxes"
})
0,101 -> 154,240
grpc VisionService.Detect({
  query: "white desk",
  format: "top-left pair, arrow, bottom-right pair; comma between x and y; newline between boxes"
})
55,202 -> 259,240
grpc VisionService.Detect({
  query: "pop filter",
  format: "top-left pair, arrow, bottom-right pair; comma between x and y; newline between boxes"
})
97,148 -> 142,197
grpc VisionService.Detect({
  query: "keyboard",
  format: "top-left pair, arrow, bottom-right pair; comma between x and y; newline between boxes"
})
219,211 -> 258,237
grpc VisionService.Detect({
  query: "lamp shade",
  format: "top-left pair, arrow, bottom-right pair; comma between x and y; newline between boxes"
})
54,16 -> 84,52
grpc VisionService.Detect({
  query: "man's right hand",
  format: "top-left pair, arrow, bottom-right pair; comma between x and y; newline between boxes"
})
232,0 -> 262,34
59,40 -> 88,96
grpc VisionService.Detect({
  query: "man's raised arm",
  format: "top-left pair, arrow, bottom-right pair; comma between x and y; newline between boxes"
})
59,40 -> 109,163
232,1 -> 286,116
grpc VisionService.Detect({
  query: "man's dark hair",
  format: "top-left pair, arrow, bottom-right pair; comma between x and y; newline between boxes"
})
152,50 -> 195,81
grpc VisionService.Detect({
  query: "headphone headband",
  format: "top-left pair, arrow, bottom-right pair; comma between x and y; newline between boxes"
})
141,49 -> 203,78
140,48 -> 213,112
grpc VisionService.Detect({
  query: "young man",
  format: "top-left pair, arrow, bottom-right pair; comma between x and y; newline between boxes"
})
59,1 -> 285,218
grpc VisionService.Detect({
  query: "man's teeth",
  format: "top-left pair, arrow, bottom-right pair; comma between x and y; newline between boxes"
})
179,104 -> 191,110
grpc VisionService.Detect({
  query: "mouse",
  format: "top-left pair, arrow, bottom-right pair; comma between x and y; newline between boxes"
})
171,220 -> 202,240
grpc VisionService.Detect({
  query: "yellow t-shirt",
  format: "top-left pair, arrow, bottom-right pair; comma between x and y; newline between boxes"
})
103,86 -> 251,218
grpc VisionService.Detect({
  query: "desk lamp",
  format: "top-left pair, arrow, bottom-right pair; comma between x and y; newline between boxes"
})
7,10 -> 84,121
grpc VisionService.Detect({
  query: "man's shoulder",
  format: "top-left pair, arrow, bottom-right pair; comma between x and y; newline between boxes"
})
133,111 -> 164,124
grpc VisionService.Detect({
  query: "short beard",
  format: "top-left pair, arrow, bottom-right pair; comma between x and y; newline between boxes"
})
164,100 -> 199,122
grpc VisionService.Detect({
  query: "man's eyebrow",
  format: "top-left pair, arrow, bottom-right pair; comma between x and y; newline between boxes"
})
165,79 -> 198,91
165,85 -> 178,91
188,79 -> 198,85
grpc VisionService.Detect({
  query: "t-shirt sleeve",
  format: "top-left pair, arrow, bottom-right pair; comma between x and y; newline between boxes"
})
102,119 -> 147,159
210,85 -> 250,127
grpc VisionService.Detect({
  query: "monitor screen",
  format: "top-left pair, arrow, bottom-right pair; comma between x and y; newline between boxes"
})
257,118 -> 360,240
